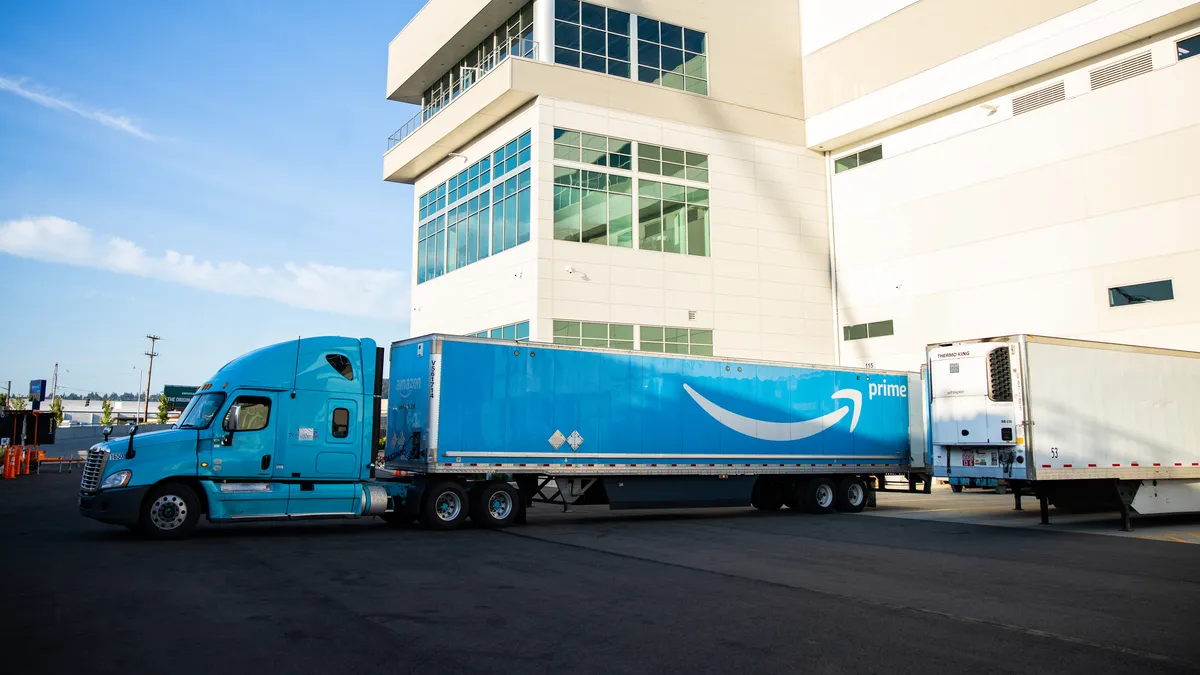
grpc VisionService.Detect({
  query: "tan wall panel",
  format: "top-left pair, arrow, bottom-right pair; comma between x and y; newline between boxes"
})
803,0 -> 1094,116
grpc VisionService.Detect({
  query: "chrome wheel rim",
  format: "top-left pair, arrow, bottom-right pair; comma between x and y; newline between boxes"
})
815,484 -> 834,509
434,491 -> 462,521
847,483 -> 864,506
150,494 -> 188,530
488,491 -> 513,520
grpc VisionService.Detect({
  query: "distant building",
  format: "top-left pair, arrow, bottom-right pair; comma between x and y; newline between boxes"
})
384,0 -> 1200,369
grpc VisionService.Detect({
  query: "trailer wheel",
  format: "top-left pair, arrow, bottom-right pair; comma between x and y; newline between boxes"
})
471,482 -> 520,528
951,484 -> 964,493
138,482 -> 201,540
801,477 -> 836,514
834,477 -> 868,513
420,481 -> 470,530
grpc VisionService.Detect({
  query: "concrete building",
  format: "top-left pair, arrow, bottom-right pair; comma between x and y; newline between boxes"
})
385,0 -> 1200,370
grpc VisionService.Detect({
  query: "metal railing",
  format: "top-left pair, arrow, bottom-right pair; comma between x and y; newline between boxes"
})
387,37 -> 538,151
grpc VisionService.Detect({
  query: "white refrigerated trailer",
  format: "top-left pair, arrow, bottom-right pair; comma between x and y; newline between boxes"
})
928,335 -> 1200,530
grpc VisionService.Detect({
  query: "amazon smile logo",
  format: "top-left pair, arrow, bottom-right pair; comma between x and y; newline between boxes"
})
682,384 -> 862,442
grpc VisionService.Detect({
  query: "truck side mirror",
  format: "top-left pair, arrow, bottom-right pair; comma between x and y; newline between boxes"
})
223,404 -> 241,432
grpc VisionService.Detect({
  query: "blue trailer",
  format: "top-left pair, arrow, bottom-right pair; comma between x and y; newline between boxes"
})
381,335 -> 928,529
77,334 -> 928,538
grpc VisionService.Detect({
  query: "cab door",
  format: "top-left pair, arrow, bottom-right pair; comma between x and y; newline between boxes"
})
210,391 -> 287,517
276,392 -> 359,516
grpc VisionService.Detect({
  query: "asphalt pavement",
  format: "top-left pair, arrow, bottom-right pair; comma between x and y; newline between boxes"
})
3,472 -> 1199,675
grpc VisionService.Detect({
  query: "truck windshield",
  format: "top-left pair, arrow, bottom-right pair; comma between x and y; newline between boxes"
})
175,393 -> 226,430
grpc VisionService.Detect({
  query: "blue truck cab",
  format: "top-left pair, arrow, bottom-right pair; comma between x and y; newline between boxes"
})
78,336 -> 407,538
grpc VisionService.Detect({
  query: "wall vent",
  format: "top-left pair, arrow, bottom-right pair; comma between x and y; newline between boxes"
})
688,310 -> 697,321
1012,81 -> 1065,116
1089,51 -> 1153,90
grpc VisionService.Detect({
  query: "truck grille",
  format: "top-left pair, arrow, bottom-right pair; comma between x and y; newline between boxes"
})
80,448 -> 108,493
987,348 -> 1013,402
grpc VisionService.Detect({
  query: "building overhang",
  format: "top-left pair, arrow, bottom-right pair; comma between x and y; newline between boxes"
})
806,2 -> 1200,153
386,0 -> 530,104
385,57 -> 808,184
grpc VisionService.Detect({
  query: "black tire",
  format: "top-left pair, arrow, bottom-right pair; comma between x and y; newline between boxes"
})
801,476 -> 836,514
419,480 -> 470,530
751,477 -> 785,511
470,482 -> 520,528
380,511 -> 415,526
951,484 -> 964,493
138,482 -> 201,539
834,477 -> 868,513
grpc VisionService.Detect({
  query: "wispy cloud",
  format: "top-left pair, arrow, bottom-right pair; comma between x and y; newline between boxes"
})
0,216 -> 408,319
0,76 -> 156,141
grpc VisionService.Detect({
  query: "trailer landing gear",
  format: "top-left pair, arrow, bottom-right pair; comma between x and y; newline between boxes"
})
1039,494 -> 1050,525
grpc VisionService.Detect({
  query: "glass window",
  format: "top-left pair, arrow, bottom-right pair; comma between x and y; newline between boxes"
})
867,320 -> 894,338
1178,34 -> 1200,61
555,0 -> 631,78
473,321 -> 531,342
1109,280 -> 1174,306
555,127 -> 631,168
223,396 -> 271,433
636,177 -> 708,257
326,354 -> 354,380
554,185 -> 582,242
835,145 -> 883,174
553,320 -> 634,349
640,144 -> 707,182
638,326 -> 713,355
634,16 -> 706,94
582,189 -> 608,244
332,408 -> 350,439
843,324 -> 868,341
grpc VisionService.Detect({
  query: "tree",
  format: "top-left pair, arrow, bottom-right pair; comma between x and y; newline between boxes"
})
5,394 -> 26,411
156,394 -> 169,424
101,398 -> 114,426
50,396 -> 64,426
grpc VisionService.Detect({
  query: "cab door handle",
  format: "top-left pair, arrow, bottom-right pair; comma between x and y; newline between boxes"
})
261,455 -> 271,471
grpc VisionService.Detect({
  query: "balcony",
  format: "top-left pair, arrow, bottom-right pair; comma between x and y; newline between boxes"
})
383,50 -> 544,184
388,38 -> 537,151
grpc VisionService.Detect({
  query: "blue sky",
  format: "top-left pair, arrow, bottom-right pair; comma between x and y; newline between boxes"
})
0,0 -> 424,398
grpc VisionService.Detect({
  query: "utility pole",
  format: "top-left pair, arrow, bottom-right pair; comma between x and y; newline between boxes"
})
143,335 -> 161,424
51,363 -> 58,399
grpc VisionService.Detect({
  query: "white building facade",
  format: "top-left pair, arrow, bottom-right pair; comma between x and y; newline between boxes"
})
386,0 -> 1200,371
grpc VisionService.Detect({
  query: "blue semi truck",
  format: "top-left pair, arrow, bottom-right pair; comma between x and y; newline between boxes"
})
79,334 -> 929,538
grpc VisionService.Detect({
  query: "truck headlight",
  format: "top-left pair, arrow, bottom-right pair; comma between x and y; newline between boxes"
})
101,470 -> 132,489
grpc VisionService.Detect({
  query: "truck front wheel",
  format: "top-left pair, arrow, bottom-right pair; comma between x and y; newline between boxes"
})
470,481 -> 520,528
139,482 -> 201,540
420,481 -> 470,530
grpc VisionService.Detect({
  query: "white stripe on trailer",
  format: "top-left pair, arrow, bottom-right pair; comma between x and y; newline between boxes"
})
438,451 -> 902,460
